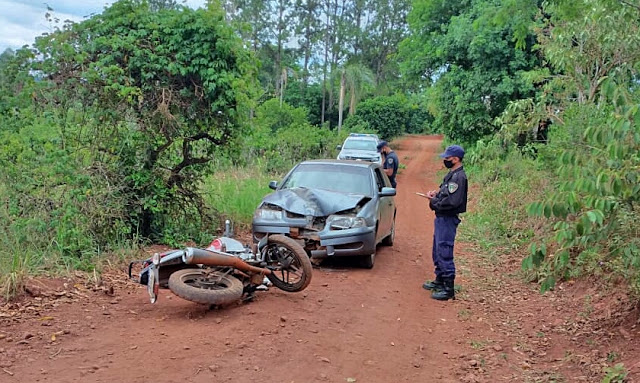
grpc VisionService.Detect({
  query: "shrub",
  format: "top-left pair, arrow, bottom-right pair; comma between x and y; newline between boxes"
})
344,94 -> 410,140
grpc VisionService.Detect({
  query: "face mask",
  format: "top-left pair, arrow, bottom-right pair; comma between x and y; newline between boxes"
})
443,159 -> 454,168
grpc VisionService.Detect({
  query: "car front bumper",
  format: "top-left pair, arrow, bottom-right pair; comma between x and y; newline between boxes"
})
253,221 -> 376,258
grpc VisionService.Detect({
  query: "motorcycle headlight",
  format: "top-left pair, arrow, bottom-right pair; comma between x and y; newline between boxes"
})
255,208 -> 283,220
327,215 -> 366,230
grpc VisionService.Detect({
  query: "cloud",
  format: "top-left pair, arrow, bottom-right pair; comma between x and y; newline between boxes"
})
0,0 -> 207,53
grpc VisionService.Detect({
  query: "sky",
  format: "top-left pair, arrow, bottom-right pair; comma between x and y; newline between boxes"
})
0,0 -> 207,53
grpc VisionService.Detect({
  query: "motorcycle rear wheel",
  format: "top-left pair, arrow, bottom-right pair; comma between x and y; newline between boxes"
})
168,269 -> 244,305
264,235 -> 312,292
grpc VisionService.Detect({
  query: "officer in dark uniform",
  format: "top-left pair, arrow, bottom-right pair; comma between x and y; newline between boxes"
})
377,141 -> 399,188
422,144 -> 468,301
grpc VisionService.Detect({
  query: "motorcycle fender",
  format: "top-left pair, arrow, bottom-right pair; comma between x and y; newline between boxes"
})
157,250 -> 186,266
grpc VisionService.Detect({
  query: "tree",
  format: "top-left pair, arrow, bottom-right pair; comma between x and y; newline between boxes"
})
223,0 -> 272,52
361,0 -> 411,85
398,0 -> 541,142
273,0 -> 294,93
337,63 -> 376,132
541,0 -> 640,104
344,94 -> 409,139
31,0 -> 257,238
292,0 -> 322,86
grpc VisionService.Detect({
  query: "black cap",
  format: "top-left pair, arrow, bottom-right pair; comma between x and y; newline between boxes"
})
376,141 -> 388,152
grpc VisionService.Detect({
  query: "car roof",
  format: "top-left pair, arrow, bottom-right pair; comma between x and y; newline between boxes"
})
345,135 -> 378,141
299,159 -> 379,169
348,133 -> 379,139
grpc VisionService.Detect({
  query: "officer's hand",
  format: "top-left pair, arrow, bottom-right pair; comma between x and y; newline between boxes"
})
426,190 -> 437,199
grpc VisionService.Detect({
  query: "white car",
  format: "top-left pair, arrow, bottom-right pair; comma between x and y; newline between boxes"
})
336,133 -> 382,164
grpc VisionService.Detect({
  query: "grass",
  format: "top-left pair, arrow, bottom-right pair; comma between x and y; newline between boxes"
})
0,227 -> 39,300
1,163 -> 278,300
470,339 -> 486,350
459,150 -> 552,283
201,165 -> 277,230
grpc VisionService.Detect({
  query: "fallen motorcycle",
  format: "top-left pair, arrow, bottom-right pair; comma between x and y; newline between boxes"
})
128,226 -> 312,306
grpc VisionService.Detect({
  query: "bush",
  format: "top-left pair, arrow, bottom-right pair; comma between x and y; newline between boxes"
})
521,84 -> 640,295
243,99 -> 350,172
344,94 -> 410,140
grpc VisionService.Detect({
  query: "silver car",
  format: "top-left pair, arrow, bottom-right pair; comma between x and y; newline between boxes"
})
252,160 -> 396,269
336,134 -> 382,164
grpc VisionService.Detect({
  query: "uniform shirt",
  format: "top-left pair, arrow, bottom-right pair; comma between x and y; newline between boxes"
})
429,166 -> 467,217
383,151 -> 399,188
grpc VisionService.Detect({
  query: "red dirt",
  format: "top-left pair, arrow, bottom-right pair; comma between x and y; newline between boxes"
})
1,135 -> 638,383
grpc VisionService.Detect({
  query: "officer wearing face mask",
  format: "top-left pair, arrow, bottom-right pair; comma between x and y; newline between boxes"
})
422,145 -> 468,301
377,141 -> 399,188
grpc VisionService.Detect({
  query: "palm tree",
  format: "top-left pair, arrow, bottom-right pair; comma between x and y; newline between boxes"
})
337,63 -> 376,132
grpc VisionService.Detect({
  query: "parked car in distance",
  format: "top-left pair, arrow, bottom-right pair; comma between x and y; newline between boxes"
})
336,133 -> 382,164
252,159 -> 396,269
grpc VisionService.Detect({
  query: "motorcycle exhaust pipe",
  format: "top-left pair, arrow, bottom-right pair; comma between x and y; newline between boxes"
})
183,248 -> 272,275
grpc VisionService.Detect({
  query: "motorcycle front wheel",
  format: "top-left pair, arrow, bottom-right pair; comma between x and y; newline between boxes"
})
168,269 -> 244,305
264,235 -> 312,292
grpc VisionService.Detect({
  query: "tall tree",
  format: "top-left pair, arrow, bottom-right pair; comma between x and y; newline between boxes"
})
362,0 -> 411,84
32,0 -> 257,237
336,62 -> 375,131
292,0 -> 322,86
398,0 -> 541,142
273,0 -> 294,93
223,0 -> 272,52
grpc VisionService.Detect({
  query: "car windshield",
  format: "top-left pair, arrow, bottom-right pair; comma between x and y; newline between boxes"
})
281,163 -> 373,196
342,139 -> 377,151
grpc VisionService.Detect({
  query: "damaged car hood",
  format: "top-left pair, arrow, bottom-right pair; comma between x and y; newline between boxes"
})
262,188 -> 370,217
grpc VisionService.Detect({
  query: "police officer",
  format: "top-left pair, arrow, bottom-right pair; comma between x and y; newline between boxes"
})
377,141 -> 399,188
422,144 -> 468,301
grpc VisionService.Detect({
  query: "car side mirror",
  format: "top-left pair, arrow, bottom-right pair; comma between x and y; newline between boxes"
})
379,187 -> 396,197
268,180 -> 278,190
336,145 -> 342,150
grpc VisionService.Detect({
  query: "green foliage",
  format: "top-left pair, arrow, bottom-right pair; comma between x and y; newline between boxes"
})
541,0 -> 640,104
25,0 -> 257,240
523,84 -> 640,293
201,164 -> 273,230
283,82 -> 324,126
231,99 -> 349,173
254,98 -> 310,132
460,142 -> 550,267
602,363 -> 628,383
344,94 -> 410,140
399,0 -> 541,142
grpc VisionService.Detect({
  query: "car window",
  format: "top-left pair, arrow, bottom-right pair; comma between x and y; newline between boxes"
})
342,139 -> 377,151
281,164 -> 373,196
374,168 -> 389,190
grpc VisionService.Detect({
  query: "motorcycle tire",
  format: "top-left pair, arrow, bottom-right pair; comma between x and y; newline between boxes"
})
264,235 -> 313,292
168,269 -> 244,305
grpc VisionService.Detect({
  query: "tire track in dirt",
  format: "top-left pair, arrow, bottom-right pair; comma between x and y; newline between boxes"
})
1,135 -> 472,383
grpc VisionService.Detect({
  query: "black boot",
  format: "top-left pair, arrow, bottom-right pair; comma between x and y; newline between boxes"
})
431,278 -> 455,301
422,276 -> 444,291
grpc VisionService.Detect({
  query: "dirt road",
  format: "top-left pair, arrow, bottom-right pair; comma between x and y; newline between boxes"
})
1,135 -> 637,383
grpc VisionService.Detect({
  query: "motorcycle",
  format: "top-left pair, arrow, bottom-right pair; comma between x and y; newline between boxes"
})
128,222 -> 312,306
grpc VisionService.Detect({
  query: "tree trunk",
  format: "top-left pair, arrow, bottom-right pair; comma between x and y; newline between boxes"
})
349,86 -> 356,115
303,2 -> 312,87
321,2 -> 331,125
338,71 -> 345,132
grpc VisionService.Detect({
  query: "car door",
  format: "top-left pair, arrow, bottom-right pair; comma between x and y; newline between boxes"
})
373,167 -> 392,240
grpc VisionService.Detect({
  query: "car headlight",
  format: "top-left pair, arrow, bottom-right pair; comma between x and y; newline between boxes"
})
254,208 -> 283,220
327,215 -> 366,230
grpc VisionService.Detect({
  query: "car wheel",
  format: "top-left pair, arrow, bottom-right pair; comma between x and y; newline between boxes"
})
359,253 -> 375,269
381,216 -> 395,246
